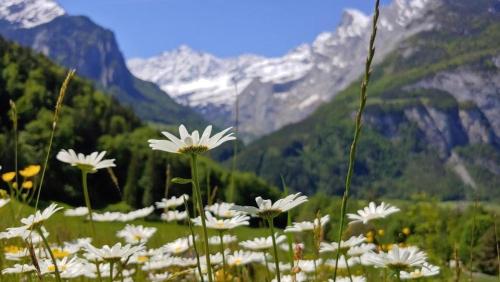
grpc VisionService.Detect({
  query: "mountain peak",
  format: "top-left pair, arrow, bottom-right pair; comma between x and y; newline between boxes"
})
0,0 -> 65,28
337,9 -> 370,39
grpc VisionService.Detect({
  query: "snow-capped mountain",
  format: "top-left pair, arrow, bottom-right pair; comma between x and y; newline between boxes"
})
0,0 -> 206,127
0,0 -> 64,28
128,0 -> 440,140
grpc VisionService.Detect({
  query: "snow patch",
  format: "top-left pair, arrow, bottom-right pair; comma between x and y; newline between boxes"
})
0,0 -> 65,28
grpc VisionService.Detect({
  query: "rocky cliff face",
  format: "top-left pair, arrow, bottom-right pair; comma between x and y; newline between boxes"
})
234,0 -> 500,199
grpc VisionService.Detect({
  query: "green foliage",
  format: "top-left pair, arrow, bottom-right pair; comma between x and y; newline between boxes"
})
235,2 -> 500,201
0,36 -> 279,208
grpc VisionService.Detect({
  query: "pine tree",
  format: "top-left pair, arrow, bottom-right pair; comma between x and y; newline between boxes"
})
123,152 -> 140,207
140,152 -> 163,207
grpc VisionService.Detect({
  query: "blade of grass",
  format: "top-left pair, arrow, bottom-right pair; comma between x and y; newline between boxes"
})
332,1 -> 380,280
34,69 -> 76,211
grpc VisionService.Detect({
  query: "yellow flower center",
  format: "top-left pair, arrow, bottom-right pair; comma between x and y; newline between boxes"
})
137,256 -> 149,263
233,258 -> 242,265
4,245 -> 21,253
174,245 -> 183,253
215,220 -> 226,228
53,249 -> 70,259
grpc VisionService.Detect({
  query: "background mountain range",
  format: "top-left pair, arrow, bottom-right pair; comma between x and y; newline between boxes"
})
0,0 -> 499,201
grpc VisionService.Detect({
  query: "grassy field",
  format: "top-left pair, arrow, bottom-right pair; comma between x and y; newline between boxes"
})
0,200 -> 498,281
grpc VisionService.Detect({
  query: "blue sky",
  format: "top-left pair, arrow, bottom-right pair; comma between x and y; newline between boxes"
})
58,0 -> 391,59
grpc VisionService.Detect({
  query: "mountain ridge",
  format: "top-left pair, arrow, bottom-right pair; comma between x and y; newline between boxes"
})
128,0 -> 438,140
233,0 -> 500,200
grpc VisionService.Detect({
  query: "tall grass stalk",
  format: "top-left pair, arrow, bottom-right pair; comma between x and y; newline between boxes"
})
34,70 -> 76,211
469,200 -> 478,282
228,82 -> 239,202
37,227 -> 61,282
493,213 -> 500,281
281,176 -> 295,270
190,153 -> 213,282
164,163 -> 171,200
218,231 -> 227,282
332,1 -> 379,280
8,100 -> 19,199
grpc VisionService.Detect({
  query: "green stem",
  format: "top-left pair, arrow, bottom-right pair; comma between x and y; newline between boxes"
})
267,218 -> 280,282
95,261 -> 103,282
81,171 -> 96,237
263,251 -> 271,281
191,154 -> 213,282
332,1 -> 379,281
38,227 -> 61,282
34,70 -> 75,211
109,262 -> 114,282
183,196 -> 204,282
345,258 -> 353,282
219,231 -> 226,282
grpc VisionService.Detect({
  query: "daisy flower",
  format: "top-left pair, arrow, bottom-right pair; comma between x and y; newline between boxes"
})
149,272 -> 173,282
347,202 -> 400,224
227,250 -> 263,266
231,193 -> 308,219
320,235 -> 366,253
192,212 -> 249,230
162,237 -> 191,255
0,198 -> 11,209
161,210 -> 188,222
91,211 -> 122,222
120,206 -> 155,221
10,203 -> 62,231
362,245 -> 427,270
155,194 -> 189,209
116,224 -> 157,244
56,149 -> 115,172
272,273 -> 307,282
1,263 -> 36,274
296,259 -> 323,273
205,202 -> 245,218
400,263 -> 440,279
347,243 -> 377,257
148,125 -> 236,155
208,234 -> 238,245
64,206 -> 89,217
325,256 -> 361,269
329,276 -> 366,282
285,214 -> 330,233
39,257 -> 85,278
240,234 -> 287,251
84,242 -> 144,262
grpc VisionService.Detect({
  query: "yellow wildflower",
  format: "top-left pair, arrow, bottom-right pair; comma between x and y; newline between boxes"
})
377,229 -> 385,236
22,181 -> 33,189
402,227 -> 411,236
2,172 -> 16,182
20,165 -> 41,178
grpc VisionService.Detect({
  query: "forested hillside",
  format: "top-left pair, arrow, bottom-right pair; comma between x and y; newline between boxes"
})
236,0 -> 500,201
0,36 -> 278,208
